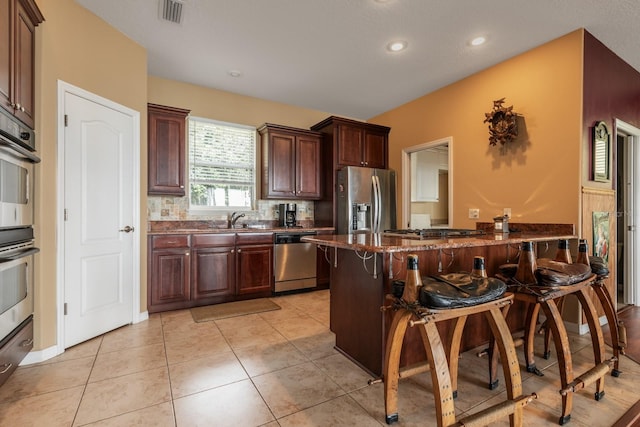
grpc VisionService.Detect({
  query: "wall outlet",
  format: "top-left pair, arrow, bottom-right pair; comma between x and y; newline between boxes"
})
469,208 -> 479,219
503,208 -> 511,219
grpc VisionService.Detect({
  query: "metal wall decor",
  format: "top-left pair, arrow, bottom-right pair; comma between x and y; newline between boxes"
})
484,98 -> 519,146
592,121 -> 610,182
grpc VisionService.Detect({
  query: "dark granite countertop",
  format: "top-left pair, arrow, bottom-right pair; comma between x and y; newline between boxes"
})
301,232 -> 577,253
147,220 -> 334,235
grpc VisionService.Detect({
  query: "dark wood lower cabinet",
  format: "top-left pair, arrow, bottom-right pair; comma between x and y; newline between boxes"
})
148,232 -> 274,313
236,233 -> 273,297
192,246 -> 236,300
148,235 -> 190,313
236,244 -> 273,296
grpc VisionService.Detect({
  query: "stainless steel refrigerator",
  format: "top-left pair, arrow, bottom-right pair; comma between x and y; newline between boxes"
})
336,166 -> 397,234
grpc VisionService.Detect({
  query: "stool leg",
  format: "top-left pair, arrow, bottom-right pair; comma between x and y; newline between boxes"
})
485,307 -> 524,427
524,302 -> 543,375
592,281 -> 623,376
447,315 -> 468,398
417,321 -> 457,427
576,288 -> 607,400
488,302 -> 512,389
543,296 -> 565,360
540,299 -> 574,425
383,309 -> 413,424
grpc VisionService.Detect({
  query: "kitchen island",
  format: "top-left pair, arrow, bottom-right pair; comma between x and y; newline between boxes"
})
302,227 -> 576,376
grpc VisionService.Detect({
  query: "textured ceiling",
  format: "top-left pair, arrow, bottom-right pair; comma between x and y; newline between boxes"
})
75,0 -> 640,120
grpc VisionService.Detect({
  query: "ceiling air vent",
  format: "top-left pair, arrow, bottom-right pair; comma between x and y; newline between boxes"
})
160,0 -> 184,24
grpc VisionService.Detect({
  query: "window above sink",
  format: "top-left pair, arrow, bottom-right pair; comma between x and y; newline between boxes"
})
188,117 -> 257,212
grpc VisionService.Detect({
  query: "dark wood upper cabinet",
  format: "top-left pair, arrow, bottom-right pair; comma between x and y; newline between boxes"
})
147,103 -> 190,196
0,0 -> 44,129
312,116 -> 390,170
259,123 -> 322,200
311,116 -> 391,228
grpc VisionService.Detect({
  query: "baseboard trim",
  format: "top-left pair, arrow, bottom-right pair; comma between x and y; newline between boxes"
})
21,345 -> 62,366
564,315 -> 608,335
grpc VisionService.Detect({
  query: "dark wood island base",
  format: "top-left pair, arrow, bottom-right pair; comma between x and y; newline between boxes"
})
304,228 -> 577,376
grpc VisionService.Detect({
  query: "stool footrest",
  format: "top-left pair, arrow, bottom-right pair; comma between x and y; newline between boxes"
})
559,358 -> 616,396
398,362 -> 430,379
455,394 -> 538,427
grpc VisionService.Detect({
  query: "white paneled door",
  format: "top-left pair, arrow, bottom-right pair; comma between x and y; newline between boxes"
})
62,90 -> 136,348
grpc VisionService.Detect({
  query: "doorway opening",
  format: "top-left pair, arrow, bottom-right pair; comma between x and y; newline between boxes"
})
615,119 -> 640,310
401,137 -> 452,229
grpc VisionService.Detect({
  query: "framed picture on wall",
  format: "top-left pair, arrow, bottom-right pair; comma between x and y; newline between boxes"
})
592,211 -> 609,262
592,121 -> 610,182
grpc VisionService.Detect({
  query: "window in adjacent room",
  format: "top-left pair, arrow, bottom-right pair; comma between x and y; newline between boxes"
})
188,117 -> 256,210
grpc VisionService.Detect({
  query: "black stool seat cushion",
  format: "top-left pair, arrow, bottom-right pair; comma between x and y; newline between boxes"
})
498,263 -> 518,278
418,273 -> 507,309
535,258 -> 592,286
589,256 -> 609,276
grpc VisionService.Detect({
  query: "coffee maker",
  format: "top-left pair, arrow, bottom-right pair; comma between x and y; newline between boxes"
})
278,203 -> 297,227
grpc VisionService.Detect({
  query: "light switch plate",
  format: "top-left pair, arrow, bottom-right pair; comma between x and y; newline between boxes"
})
503,208 -> 511,218
469,208 -> 479,219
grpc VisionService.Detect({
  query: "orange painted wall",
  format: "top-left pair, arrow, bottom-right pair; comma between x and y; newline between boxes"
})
371,30 -> 584,231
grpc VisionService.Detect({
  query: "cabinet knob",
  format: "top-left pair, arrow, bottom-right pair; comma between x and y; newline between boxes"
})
15,103 -> 21,110
237,249 -> 242,253
231,249 -> 235,253
185,252 -> 189,256
180,185 -> 184,189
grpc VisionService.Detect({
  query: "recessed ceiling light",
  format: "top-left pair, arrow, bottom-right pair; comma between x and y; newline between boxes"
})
228,70 -> 242,77
470,36 -> 486,46
387,40 -> 407,52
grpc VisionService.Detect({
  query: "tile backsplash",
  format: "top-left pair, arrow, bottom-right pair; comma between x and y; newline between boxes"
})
147,196 -> 314,223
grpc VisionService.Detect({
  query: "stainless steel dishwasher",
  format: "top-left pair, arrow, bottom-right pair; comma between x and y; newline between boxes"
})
274,232 -> 317,293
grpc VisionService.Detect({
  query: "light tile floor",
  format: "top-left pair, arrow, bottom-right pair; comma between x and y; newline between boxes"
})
0,289 -> 638,426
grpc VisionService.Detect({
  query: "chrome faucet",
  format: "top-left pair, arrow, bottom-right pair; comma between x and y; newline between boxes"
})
230,212 -> 245,228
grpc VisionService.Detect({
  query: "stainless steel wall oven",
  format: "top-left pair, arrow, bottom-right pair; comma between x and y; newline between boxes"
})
0,227 -> 38,340
0,105 -> 39,385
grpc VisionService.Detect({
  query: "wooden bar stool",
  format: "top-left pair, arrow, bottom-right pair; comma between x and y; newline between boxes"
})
383,293 -> 536,427
493,274 -> 616,425
591,274 -> 626,377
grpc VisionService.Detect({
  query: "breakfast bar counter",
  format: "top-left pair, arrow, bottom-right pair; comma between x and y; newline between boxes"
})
302,227 -> 577,376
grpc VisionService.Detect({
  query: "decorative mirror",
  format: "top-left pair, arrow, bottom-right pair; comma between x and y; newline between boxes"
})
592,121 -> 610,182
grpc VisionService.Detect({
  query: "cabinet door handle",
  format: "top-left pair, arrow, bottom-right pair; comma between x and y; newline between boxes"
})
0,363 -> 12,374
20,338 -> 33,347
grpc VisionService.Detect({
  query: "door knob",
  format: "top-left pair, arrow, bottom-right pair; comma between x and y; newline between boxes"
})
119,226 -> 135,233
